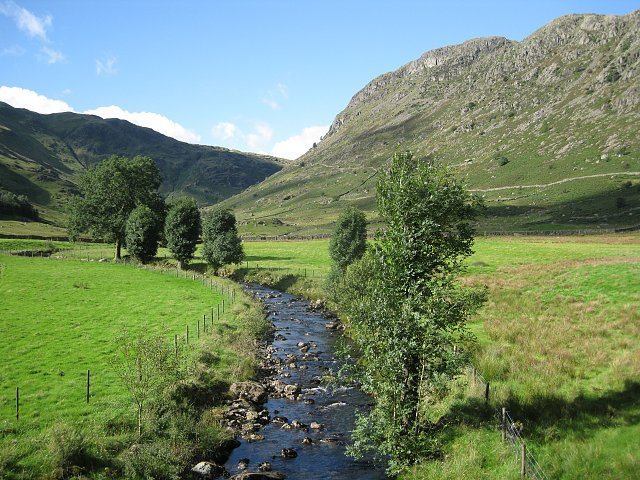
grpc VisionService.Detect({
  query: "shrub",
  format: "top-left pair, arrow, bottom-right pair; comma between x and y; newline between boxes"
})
125,205 -> 160,263
47,422 -> 93,477
0,190 -> 38,219
201,208 -> 244,274
164,198 -> 201,269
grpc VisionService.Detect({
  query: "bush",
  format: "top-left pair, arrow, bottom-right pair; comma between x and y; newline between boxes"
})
0,190 -> 38,219
329,207 -> 367,273
121,441 -> 182,480
47,422 -> 93,477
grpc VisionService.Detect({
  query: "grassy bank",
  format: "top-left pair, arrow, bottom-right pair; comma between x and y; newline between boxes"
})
241,235 -> 640,479
0,254 -> 266,479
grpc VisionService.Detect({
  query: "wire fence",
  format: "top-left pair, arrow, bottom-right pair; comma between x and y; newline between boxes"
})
1,252 -> 242,423
467,366 -> 548,480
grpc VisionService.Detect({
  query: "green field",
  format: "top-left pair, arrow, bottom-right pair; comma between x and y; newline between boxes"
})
0,252 -> 263,478
239,234 -> 640,479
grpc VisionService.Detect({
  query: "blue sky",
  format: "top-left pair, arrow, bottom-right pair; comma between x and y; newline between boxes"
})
1,1 -> 638,159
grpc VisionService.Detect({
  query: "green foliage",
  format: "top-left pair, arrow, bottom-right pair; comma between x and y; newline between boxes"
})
164,198 -> 201,269
111,332 -> 183,436
125,205 -> 161,263
328,207 -> 367,273
338,152 -> 486,473
67,155 -> 163,259
46,422 -> 94,478
201,208 -> 244,274
0,189 -> 38,219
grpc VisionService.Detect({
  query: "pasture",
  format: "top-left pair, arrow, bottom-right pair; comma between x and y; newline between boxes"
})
0,253 -> 261,477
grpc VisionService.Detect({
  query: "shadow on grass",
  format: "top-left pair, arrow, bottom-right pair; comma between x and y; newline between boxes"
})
444,380 -> 640,442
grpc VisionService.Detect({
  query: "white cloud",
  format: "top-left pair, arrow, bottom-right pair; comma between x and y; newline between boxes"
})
245,122 -> 274,150
1,44 -> 25,56
0,1 -> 52,40
212,122 -> 238,140
0,85 -> 73,113
84,105 -> 201,144
261,98 -> 280,110
272,125 -> 328,160
0,86 -> 201,144
275,83 -> 288,99
96,56 -> 117,75
41,46 -> 64,64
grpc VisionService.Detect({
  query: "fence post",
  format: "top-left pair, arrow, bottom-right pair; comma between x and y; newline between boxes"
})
203,314 -> 206,333
222,299 -> 225,313
197,318 -> 200,339
86,370 -> 90,403
186,325 -> 189,346
217,304 -> 220,320
502,407 -> 506,442
521,443 -> 526,478
16,387 -> 19,421
174,334 -> 178,358
485,382 -> 490,403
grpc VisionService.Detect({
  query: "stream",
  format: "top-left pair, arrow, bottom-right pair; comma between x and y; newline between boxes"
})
222,283 -> 387,479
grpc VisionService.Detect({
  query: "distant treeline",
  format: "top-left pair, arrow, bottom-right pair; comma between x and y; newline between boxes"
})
0,190 -> 38,220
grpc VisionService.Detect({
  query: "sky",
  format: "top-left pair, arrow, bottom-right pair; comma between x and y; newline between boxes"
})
1,1 -> 638,160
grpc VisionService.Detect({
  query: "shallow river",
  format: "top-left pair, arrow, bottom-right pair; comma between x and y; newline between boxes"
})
223,283 -> 387,479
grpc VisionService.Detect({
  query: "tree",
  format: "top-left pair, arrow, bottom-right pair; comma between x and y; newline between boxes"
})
338,152 -> 486,473
164,198 -> 201,269
201,208 -> 244,274
125,205 -> 161,263
68,155 -> 163,260
329,207 -> 368,273
110,332 -> 182,436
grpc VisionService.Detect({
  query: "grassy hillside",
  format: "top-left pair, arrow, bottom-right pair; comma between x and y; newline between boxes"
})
0,253 -> 264,478
236,234 -> 639,478
222,11 -> 640,235
0,101 -> 283,226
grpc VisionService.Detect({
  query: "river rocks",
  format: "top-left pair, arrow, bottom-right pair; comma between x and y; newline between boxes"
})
301,436 -> 313,445
269,380 -> 301,399
191,461 -> 227,478
308,299 -> 326,311
230,381 -> 268,405
280,448 -> 297,458
246,433 -> 265,442
259,462 -> 272,471
303,398 -> 315,405
272,415 -> 289,424
230,472 -> 285,480
310,421 -> 324,430
290,419 -> 307,429
237,458 -> 250,470
324,321 -> 342,330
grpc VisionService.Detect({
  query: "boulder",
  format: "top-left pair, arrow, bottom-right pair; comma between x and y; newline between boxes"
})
230,381 -> 268,404
229,472 -> 285,480
281,448 -> 297,458
191,461 -> 227,478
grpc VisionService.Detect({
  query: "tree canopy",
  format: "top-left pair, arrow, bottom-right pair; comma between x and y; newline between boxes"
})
329,207 -> 368,273
68,155 -> 164,259
164,198 -> 201,269
201,208 -> 244,274
125,205 -> 161,263
338,151 -> 486,473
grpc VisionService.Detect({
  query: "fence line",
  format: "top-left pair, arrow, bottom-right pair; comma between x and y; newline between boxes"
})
4,254 -> 240,422
467,366 -> 547,479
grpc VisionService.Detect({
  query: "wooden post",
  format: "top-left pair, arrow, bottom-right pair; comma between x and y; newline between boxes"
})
197,318 -> 200,339
86,370 -> 90,403
211,307 -> 214,322
174,334 -> 178,357
521,443 -> 526,478
217,304 -> 220,320
16,387 -> 19,421
502,407 -> 506,442
186,325 -> 189,346
203,314 -> 206,333
472,367 -> 477,386
485,382 -> 490,403
222,299 -> 225,313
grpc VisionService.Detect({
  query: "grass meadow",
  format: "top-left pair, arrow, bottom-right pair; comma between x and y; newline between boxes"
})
0,233 -> 638,478
241,234 -> 640,479
0,251 -> 265,478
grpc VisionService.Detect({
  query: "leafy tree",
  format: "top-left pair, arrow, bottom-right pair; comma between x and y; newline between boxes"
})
110,332 -> 182,436
164,198 -> 201,269
0,189 -> 38,219
125,205 -> 161,263
201,208 -> 244,274
329,207 -> 368,273
67,155 -> 163,260
338,152 -> 486,473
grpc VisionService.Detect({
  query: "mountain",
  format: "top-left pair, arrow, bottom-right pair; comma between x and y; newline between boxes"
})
0,102 -> 283,223
222,11 -> 640,235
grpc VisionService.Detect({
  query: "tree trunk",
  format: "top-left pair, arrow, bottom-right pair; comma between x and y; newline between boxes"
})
115,238 -> 122,260
179,259 -> 186,270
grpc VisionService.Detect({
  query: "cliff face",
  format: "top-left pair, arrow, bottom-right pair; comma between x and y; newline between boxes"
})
222,10 -> 640,235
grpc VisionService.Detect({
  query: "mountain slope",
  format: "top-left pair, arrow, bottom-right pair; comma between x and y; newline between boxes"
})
0,102 -> 283,223
223,11 -> 640,235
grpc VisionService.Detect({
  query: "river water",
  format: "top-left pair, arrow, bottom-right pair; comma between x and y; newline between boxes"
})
223,283 -> 387,479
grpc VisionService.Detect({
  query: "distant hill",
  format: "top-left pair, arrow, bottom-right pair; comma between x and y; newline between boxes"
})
222,11 -> 640,235
0,101 -> 283,224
